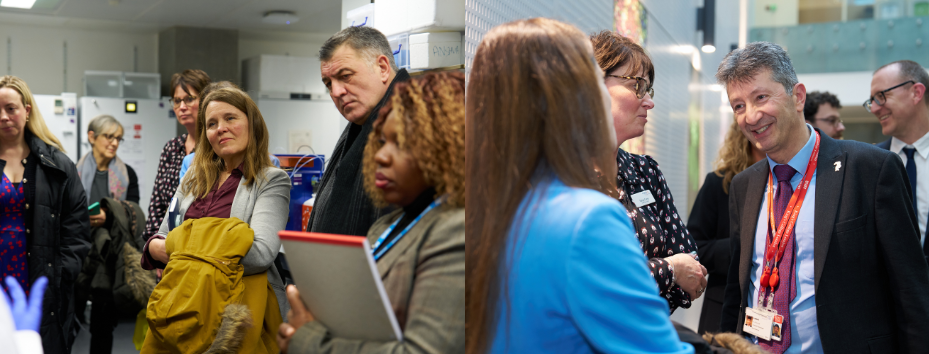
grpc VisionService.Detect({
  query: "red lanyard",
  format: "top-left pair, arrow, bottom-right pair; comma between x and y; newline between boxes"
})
759,130 -> 820,293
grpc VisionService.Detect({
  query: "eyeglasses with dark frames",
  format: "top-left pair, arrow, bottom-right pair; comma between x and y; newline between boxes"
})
99,133 -> 124,143
169,95 -> 199,108
814,116 -> 843,127
605,74 -> 654,99
862,80 -> 915,112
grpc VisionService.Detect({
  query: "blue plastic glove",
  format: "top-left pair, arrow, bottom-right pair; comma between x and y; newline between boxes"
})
2,276 -> 47,332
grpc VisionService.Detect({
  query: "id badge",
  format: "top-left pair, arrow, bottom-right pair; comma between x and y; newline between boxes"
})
631,190 -> 656,208
169,197 -> 178,213
771,314 -> 784,341
743,307 -> 775,341
168,197 -> 179,231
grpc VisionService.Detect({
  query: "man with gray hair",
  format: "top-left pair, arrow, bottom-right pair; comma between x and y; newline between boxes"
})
304,25 -> 410,236
718,42 -> 929,354
869,60 -> 929,263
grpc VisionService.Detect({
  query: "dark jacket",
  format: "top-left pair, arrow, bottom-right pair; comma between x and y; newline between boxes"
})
687,171 -> 730,334
722,129 -> 929,353
13,132 -> 91,353
305,69 -> 410,236
78,197 -> 152,315
874,137 -> 929,264
876,138 -> 891,150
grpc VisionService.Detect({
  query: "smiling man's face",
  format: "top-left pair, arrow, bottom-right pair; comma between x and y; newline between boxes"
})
727,69 -> 808,163
321,45 -> 392,125
870,64 -> 922,140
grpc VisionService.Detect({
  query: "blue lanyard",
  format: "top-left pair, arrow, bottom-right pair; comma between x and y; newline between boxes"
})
371,197 -> 443,261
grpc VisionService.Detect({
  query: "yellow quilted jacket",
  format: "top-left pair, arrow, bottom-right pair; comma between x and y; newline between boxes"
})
141,217 -> 282,354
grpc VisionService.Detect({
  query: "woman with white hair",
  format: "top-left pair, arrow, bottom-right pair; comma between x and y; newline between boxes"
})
74,114 -> 139,353
77,114 -> 140,223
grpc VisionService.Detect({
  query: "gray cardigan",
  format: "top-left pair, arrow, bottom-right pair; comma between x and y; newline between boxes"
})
153,166 -> 292,318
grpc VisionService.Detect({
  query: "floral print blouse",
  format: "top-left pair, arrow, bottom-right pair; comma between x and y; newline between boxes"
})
615,149 -> 697,312
142,134 -> 189,242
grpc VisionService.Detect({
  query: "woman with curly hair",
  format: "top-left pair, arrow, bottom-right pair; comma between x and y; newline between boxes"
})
277,71 -> 465,354
687,120 -> 764,334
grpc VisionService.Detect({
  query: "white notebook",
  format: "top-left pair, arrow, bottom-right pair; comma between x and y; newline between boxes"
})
279,231 -> 403,342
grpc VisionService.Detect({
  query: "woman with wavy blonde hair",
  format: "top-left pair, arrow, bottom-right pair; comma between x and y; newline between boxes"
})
687,119 -> 764,334
276,71 -> 465,353
0,75 -> 90,353
140,84 -> 290,352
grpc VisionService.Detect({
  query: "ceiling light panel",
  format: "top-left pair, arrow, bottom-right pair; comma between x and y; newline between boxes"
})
1,0 -> 37,9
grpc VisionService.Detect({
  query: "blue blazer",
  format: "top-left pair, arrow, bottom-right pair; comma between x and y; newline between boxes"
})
489,175 -> 693,354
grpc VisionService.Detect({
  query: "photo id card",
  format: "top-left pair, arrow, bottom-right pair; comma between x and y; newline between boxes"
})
631,190 -> 656,208
743,307 -> 774,341
771,314 -> 784,341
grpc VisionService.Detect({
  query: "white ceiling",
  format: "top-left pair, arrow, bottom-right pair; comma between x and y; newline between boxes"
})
0,0 -> 342,35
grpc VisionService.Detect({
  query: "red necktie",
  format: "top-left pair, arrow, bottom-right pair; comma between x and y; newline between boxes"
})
760,164 -> 798,354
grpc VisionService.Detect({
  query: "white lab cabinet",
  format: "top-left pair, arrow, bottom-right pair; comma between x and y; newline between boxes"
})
346,3 -> 376,28
32,93 -> 79,163
242,55 -> 327,100
242,54 -> 345,163
79,97 -> 177,216
258,98 -> 346,165
374,0 -> 465,37
410,32 -> 462,69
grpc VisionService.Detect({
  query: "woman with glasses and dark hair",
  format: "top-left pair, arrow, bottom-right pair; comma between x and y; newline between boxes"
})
142,70 -> 211,261
590,30 -> 706,312
74,114 -> 140,353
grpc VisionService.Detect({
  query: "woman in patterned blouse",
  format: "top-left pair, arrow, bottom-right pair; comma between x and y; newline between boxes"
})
591,31 -> 706,312
142,70 -> 210,259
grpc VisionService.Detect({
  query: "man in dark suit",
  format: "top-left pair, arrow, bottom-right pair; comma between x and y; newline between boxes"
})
718,42 -> 929,354
869,60 -> 929,263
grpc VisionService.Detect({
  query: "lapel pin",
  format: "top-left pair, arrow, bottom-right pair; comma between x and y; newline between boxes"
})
834,161 -> 842,172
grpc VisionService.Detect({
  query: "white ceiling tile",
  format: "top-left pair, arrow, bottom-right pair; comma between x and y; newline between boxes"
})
0,0 -> 343,35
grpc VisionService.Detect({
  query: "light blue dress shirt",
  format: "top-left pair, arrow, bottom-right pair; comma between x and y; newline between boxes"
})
489,175 -> 693,354
748,124 -> 824,353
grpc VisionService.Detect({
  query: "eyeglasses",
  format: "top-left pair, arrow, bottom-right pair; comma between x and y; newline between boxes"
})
862,80 -> 914,112
605,75 -> 654,99
100,133 -> 124,143
815,116 -> 843,127
169,96 -> 198,108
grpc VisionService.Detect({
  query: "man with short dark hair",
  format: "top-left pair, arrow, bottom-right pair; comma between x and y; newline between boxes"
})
803,91 -> 844,139
869,60 -> 929,262
304,26 -> 410,236
718,42 -> 929,353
